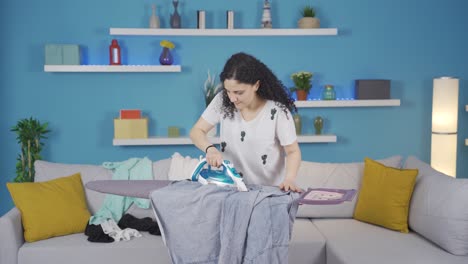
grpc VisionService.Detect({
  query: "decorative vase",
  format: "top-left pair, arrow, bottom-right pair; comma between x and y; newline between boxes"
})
149,4 -> 160,28
293,114 -> 302,135
314,116 -> 323,135
298,17 -> 320,29
296,90 -> 308,101
322,85 -> 336,100
159,47 -> 173,65
170,0 -> 181,28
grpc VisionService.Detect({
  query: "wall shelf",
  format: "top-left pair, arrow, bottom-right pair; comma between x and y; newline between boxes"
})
295,99 -> 401,108
44,65 -> 181,72
109,28 -> 338,36
113,135 -> 337,146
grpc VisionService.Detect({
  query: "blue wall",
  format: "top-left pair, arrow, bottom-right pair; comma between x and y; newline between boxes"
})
1,0 -> 467,215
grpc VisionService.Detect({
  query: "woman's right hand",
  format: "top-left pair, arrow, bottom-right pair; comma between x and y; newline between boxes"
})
206,146 -> 223,167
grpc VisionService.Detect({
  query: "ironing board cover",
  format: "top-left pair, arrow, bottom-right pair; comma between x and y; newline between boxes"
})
298,188 -> 357,205
85,180 -> 173,198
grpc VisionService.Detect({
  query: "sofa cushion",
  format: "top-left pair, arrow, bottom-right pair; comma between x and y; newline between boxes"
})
296,155 -> 403,218
7,173 -> 91,242
353,158 -> 418,233
404,156 -> 468,256
289,218 -> 326,264
312,219 -> 468,264
17,232 -> 172,264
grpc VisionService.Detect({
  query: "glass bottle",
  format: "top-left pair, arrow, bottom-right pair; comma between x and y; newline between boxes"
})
322,84 -> 336,100
314,116 -> 323,135
293,114 -> 302,135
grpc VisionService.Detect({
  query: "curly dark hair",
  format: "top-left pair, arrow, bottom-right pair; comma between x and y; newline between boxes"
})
219,52 -> 297,119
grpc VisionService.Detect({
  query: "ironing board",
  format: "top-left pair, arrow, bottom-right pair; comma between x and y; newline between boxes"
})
85,180 -> 173,198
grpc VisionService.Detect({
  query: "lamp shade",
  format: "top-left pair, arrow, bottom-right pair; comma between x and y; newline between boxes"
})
432,77 -> 459,133
431,77 -> 459,177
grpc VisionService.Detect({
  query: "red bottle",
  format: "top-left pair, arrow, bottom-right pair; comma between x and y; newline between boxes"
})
109,39 -> 121,65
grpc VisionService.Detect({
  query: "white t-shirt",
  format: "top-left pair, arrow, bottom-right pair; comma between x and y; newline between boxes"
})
202,93 -> 297,186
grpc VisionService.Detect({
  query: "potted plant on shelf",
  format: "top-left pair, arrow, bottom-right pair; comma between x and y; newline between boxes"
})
11,117 -> 50,182
204,70 -> 222,107
298,5 -> 320,29
204,70 -> 222,136
290,71 -> 313,101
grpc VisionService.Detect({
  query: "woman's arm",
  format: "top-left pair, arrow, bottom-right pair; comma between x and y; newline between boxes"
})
279,141 -> 302,192
189,118 -> 223,167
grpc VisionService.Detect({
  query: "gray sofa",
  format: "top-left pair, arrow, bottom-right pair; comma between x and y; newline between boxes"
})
1,155 -> 467,264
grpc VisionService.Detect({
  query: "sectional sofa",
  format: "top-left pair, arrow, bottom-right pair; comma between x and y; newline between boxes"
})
1,155 -> 467,264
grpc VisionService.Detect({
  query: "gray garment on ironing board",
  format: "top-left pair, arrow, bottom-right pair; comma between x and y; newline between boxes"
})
150,181 -> 299,264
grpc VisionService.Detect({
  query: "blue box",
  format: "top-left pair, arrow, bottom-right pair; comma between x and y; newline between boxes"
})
44,44 -> 81,65
62,45 -> 81,65
44,45 -> 63,65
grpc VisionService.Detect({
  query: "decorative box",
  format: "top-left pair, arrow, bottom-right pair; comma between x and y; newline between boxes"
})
114,118 -> 148,139
355,80 -> 390,99
45,44 -> 81,65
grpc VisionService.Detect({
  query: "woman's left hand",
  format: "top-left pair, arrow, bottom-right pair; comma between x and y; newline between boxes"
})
279,178 -> 302,193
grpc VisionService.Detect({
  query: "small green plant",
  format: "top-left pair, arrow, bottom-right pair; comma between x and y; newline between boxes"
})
204,70 -> 223,107
290,71 -> 313,93
301,5 -> 316,17
11,117 -> 50,182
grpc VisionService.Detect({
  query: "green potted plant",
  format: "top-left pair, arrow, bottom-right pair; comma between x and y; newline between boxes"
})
290,71 -> 313,101
204,70 -> 222,107
298,5 -> 320,29
11,117 -> 50,182
203,70 -> 222,136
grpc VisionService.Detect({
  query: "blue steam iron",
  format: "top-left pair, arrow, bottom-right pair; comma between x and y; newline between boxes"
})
190,158 -> 248,192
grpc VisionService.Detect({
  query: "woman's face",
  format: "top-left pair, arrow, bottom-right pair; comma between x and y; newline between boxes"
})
223,79 -> 260,110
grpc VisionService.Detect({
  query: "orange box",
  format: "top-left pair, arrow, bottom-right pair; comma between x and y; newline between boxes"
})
120,109 -> 141,119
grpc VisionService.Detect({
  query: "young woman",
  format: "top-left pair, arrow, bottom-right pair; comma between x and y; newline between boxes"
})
190,52 -> 302,192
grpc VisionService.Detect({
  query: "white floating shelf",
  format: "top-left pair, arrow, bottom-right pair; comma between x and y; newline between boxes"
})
297,135 -> 337,143
113,135 -> 337,146
44,65 -> 181,72
466,139 -> 468,146
295,99 -> 401,108
109,28 -> 338,36
466,105 -> 468,111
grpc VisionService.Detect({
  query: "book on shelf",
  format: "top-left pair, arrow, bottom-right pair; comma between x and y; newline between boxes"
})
120,109 -> 142,119
298,188 -> 357,205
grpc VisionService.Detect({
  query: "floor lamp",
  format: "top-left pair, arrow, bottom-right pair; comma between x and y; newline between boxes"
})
431,77 -> 459,177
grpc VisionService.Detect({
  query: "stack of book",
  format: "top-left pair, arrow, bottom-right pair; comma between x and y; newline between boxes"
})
114,109 -> 148,139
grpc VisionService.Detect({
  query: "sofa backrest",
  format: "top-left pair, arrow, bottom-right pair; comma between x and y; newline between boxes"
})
34,159 -> 172,215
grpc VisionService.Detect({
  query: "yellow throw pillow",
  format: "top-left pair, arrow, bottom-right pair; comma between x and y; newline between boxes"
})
7,173 -> 91,242
353,158 -> 418,233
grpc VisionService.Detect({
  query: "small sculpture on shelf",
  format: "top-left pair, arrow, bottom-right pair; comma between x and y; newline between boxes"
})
170,0 -> 181,28
149,4 -> 160,28
159,40 -> 175,65
261,0 -> 272,28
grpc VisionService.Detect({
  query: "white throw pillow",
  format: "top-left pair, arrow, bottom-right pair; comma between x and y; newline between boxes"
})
168,152 -> 201,181
296,156 -> 403,218
404,156 -> 468,256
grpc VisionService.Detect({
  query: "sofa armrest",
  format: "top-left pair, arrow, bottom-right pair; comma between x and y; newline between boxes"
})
0,207 -> 24,264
